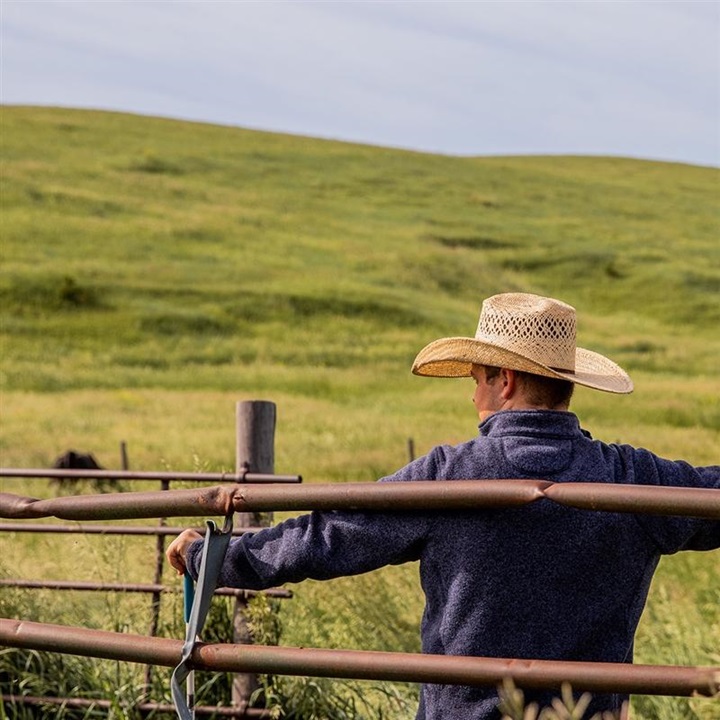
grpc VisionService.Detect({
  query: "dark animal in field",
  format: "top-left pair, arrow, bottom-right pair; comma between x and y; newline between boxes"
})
51,450 -> 118,493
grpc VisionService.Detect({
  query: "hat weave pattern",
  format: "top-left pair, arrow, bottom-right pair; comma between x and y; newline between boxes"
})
478,294 -> 576,371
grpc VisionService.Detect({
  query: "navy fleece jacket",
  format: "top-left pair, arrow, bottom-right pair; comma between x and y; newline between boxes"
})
187,410 -> 720,719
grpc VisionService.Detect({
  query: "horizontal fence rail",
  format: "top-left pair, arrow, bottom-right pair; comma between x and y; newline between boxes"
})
0,579 -> 292,599
1,480 -> 718,521
0,522 -> 262,536
1,695 -> 269,718
2,619 -> 718,698
0,468 -> 301,484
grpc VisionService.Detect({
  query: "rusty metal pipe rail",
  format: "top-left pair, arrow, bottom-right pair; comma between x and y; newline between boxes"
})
2,695 -> 269,718
0,468 -> 301,483
2,618 -> 718,697
1,480 -> 718,521
0,579 -> 292,599
0,522 -> 262,536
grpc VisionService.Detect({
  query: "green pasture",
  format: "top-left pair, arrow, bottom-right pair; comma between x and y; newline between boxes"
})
0,106 -> 718,718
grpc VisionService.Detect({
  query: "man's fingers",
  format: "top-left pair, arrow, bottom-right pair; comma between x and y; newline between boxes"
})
166,541 -> 186,575
166,529 -> 202,576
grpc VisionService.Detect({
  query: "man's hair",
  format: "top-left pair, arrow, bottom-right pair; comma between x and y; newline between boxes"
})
483,366 -> 574,409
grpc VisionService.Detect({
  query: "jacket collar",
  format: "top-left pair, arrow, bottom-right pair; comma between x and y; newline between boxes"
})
479,410 -> 586,439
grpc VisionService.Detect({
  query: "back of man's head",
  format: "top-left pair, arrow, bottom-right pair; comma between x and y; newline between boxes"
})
483,365 -> 574,410
516,371 -> 574,409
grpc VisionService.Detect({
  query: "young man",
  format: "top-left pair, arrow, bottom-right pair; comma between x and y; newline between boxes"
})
168,293 -> 719,719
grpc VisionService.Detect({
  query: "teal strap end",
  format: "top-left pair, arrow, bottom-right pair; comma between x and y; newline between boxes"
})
183,572 -> 195,624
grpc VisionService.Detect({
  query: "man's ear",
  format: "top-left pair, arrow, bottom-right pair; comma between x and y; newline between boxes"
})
499,368 -> 518,400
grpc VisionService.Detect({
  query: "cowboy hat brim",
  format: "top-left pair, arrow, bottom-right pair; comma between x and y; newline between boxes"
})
412,337 -> 633,394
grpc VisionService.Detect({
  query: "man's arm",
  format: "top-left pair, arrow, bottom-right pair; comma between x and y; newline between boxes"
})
166,447 -> 446,587
167,507 -> 432,589
628,452 -> 720,553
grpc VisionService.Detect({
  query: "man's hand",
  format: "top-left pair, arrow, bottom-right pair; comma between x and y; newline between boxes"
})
166,529 -> 203,576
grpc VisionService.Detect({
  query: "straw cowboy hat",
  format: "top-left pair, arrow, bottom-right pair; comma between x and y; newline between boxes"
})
412,293 -> 633,394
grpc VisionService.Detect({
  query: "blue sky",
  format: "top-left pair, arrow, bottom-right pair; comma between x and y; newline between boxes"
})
2,1 -> 719,167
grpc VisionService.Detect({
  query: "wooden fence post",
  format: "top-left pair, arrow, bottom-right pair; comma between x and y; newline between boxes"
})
233,400 -> 276,712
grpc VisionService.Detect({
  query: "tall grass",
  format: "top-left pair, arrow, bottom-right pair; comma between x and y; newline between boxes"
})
1,106 -> 718,718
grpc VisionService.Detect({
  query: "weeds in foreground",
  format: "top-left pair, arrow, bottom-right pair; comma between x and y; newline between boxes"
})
246,593 -> 416,719
498,679 -> 624,720
0,648 -> 149,719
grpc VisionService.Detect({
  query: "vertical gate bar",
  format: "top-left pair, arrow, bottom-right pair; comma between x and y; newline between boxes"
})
144,476 -> 170,696
233,401 -> 277,713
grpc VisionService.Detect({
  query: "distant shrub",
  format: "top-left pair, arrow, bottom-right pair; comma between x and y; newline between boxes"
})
139,312 -> 235,336
1,274 -> 103,314
58,276 -> 97,307
425,234 -> 512,250
128,151 -> 184,175
618,340 -> 661,355
228,291 -> 424,328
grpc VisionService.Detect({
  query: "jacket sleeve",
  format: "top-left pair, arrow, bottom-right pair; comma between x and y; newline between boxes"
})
626,450 -> 720,553
188,507 -> 432,589
186,447 -> 445,588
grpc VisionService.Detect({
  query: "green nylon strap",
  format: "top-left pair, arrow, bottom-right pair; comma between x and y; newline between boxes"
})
171,516 -> 233,719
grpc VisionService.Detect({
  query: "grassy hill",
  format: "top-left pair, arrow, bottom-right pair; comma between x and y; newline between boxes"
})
2,106 -> 719,394
1,106 -> 718,718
